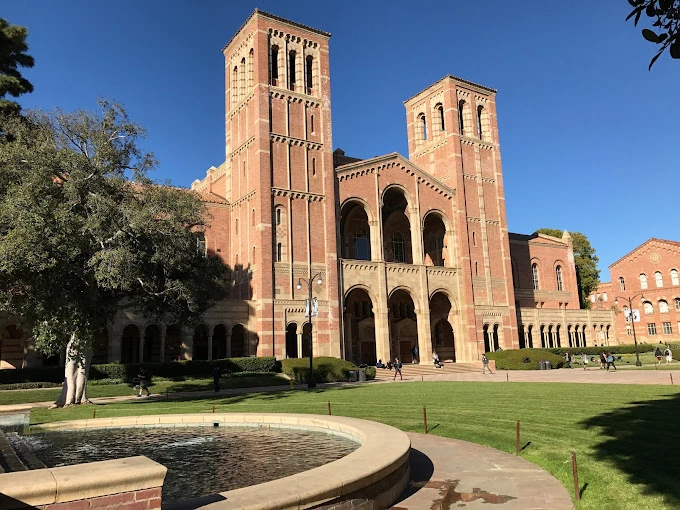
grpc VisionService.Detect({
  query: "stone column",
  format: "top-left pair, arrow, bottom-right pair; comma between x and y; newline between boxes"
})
410,208 -> 424,265
296,333 -> 303,359
369,220 -> 380,262
416,308 -> 433,363
374,310 -> 390,363
183,330 -> 194,361
344,313 -> 353,363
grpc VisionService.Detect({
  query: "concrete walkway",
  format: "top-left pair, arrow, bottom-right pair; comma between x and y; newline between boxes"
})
392,433 -> 573,510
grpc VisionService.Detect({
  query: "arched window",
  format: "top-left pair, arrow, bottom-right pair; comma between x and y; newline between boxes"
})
435,103 -> 445,133
475,261 -> 479,276
655,271 -> 663,287
251,208 -> 255,228
392,232 -> 406,263
240,57 -> 246,99
659,300 -> 669,313
415,113 -> 427,141
310,114 -> 315,133
532,263 -> 539,290
555,265 -> 563,291
619,276 -> 625,291
312,157 -> 316,176
353,228 -> 370,261
643,301 -> 654,314
458,100 -> 465,134
472,231 -> 476,246
305,55 -> 313,94
252,246 -> 255,261
640,273 -> 648,289
235,219 -> 238,236
675,298 -> 680,311
276,243 -> 282,262
232,66 -> 239,105
275,208 -> 282,226
288,50 -> 296,90
248,48 -> 254,88
672,269 -> 679,286
270,45 -> 279,85
196,232 -> 206,256
477,105 -> 484,139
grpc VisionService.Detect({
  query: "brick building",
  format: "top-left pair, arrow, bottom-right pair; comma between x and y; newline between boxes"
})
590,238 -> 680,346
0,10 -> 616,369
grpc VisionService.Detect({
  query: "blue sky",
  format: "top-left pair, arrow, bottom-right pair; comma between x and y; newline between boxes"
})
4,0 -> 679,276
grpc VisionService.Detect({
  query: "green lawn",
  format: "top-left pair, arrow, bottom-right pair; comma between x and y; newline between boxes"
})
0,373 -> 288,405
29,381 -> 680,509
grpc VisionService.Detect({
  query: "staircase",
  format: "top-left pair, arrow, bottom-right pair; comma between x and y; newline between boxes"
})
0,430 -> 45,473
373,361 -> 481,381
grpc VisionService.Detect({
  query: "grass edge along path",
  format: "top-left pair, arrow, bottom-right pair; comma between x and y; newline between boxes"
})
30,381 -> 680,510
0,373 -> 288,405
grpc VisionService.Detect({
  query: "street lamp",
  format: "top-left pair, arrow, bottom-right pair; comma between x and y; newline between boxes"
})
297,272 -> 323,388
614,293 -> 646,367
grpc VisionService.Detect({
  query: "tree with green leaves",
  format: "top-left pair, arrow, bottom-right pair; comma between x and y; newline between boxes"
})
534,229 -> 601,310
626,0 -> 680,69
0,18 -> 34,116
0,101 -> 230,406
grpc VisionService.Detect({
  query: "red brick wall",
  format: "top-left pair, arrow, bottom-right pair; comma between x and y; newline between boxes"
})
37,487 -> 161,510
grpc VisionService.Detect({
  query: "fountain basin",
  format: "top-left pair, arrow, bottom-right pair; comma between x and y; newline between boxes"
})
2,413 -> 411,509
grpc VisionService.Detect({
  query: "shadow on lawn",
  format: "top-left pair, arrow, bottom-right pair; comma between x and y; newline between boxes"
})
580,391 -> 680,506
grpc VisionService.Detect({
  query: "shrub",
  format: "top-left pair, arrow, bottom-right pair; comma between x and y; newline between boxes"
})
548,344 -> 655,356
668,344 -> 680,361
365,367 -> 376,380
486,349 -> 566,370
281,357 -> 360,383
0,381 -> 62,390
0,357 -> 281,385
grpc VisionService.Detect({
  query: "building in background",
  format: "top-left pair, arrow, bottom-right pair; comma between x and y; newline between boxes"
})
590,239 -> 680,345
0,10 -> 616,369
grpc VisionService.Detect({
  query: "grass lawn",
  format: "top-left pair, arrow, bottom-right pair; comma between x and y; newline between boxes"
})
0,373 -> 288,405
29,381 -> 680,509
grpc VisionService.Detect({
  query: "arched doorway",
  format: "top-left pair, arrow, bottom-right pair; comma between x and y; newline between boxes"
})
582,324 -> 588,347
492,324 -> 500,351
382,188 -> 413,264
429,292 -> 455,361
555,325 -> 562,348
527,325 -> 534,348
193,324 -> 209,360
121,325 -> 140,364
231,324 -> 247,358
285,323 -> 298,358
144,325 -> 162,362
423,213 -> 447,266
344,287 -> 376,365
483,324 -> 491,352
165,324 -> 182,361
340,201 -> 371,261
388,289 -> 417,362
91,329 -> 109,365
212,325 -> 227,360
301,322 -> 312,359
519,325 -> 526,349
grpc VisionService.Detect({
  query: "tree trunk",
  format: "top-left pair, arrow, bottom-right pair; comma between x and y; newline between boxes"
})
52,334 -> 93,408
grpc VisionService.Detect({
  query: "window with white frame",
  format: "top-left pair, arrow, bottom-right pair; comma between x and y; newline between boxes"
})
655,271 -> 663,287
647,323 -> 657,335
644,301 -> 654,314
619,277 -> 625,291
640,273 -> 648,289
603,292 -> 608,302
392,233 -> 406,263
626,325 -> 632,336
556,265 -> 563,291
675,298 -> 680,311
532,263 -> 539,290
663,322 -> 672,335
659,300 -> 669,313
672,269 -> 679,286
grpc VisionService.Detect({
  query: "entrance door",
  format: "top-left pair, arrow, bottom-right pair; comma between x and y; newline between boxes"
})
400,340 -> 413,363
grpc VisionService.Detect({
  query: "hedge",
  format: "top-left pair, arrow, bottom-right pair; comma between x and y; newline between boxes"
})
280,357 -> 375,383
486,349 -> 567,370
546,344 -> 656,356
0,381 -> 62,391
0,357 -> 281,385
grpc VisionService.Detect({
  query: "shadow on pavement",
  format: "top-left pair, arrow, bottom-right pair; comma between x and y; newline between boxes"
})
580,391 -> 680,507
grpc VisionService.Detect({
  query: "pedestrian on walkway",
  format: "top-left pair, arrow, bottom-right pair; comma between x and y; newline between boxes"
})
655,347 -> 663,364
393,357 -> 403,380
664,346 -> 672,364
599,351 -> 607,369
212,366 -> 222,392
582,352 -> 588,370
482,353 -> 493,374
136,367 -> 151,397
606,352 -> 617,372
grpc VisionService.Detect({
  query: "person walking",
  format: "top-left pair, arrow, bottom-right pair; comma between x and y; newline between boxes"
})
432,351 -> 443,368
212,366 -> 222,392
582,352 -> 588,370
393,357 -> 403,380
655,346 -> 663,365
599,351 -> 607,370
136,367 -> 151,397
665,346 -> 672,364
482,353 -> 493,374
606,352 -> 617,372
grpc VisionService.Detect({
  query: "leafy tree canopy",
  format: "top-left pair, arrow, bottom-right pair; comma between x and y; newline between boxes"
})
534,229 -> 601,309
627,0 -> 680,69
0,101 -> 230,362
0,18 -> 34,116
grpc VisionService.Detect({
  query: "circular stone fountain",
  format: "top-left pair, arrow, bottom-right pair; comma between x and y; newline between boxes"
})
26,413 -> 411,509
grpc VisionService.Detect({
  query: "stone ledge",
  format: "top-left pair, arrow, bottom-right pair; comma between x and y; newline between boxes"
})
0,456 -> 167,508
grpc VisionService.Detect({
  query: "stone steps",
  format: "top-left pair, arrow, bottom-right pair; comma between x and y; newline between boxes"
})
374,362 -> 481,380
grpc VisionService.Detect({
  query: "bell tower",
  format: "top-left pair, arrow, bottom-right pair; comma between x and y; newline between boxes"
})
222,10 -> 340,358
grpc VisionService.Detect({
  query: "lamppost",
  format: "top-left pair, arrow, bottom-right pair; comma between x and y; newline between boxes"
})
614,293 -> 646,367
297,272 -> 323,388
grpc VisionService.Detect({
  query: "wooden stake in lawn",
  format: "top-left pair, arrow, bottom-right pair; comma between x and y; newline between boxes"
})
327,401 -> 332,415
93,409 -> 96,419
516,421 -> 520,455
212,405 -> 215,414
572,451 -> 580,501
506,373 -> 509,383
423,405 -> 428,434
671,373 -> 674,385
